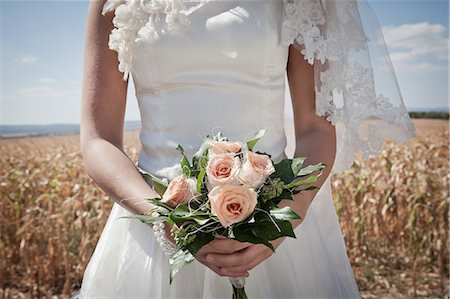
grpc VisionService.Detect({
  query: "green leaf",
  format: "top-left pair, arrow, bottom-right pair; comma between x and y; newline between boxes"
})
200,156 -> 208,168
269,206 -> 302,221
196,168 -> 206,194
270,159 -> 296,184
181,161 -> 191,177
270,160 -> 326,185
234,212 -> 297,244
146,198 -> 173,211
250,222 -> 280,241
155,182 -> 169,198
137,167 -> 168,187
295,186 -> 319,192
284,175 -> 318,189
227,226 -> 235,238
169,249 -> 195,284
253,213 -> 296,239
274,220 -> 296,238
153,207 -> 171,216
260,189 -> 294,209
137,167 -> 169,197
278,189 -> 294,201
296,163 -> 327,177
176,144 -> 192,177
246,129 -> 265,151
233,227 -> 275,252
291,157 -> 307,176
169,204 -> 212,226
185,232 -> 215,257
194,217 -> 211,225
193,148 -> 209,173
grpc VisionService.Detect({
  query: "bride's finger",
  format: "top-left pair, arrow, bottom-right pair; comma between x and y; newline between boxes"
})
222,248 -> 273,273
202,238 -> 251,254
203,263 -> 249,278
205,244 -> 265,267
219,267 -> 250,278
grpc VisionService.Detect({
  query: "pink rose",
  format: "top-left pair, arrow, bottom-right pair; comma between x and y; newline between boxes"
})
237,151 -> 275,189
205,153 -> 241,191
208,185 -> 258,228
161,175 -> 197,208
207,140 -> 243,158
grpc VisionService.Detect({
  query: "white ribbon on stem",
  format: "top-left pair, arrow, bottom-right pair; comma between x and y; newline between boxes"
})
229,277 -> 246,289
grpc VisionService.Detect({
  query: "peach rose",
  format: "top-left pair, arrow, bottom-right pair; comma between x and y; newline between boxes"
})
161,175 -> 197,208
207,140 -> 243,158
237,151 -> 275,189
205,153 -> 241,191
208,185 -> 258,228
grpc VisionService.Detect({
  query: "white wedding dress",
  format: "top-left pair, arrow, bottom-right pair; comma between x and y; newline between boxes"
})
79,0 -> 415,298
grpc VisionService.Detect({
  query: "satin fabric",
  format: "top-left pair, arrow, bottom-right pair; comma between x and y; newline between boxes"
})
79,1 -> 360,298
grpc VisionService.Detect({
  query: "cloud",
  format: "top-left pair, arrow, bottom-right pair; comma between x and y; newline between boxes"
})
13,55 -> 38,64
37,77 -> 56,83
382,22 -> 449,73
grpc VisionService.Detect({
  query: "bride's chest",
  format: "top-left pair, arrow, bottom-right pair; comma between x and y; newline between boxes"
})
130,1 -> 288,92
164,1 -> 282,47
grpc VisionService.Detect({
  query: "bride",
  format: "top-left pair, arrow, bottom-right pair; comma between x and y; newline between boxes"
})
78,0 -> 415,298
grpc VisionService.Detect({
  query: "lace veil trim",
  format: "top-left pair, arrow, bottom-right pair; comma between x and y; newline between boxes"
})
101,0 -> 416,174
280,0 -> 416,173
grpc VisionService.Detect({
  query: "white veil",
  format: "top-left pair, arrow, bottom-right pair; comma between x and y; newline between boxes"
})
280,0 -> 416,173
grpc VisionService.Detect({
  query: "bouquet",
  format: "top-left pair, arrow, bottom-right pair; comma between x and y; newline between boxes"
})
128,129 -> 326,298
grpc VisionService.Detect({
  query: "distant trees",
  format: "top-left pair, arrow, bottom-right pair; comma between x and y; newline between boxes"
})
409,111 -> 449,120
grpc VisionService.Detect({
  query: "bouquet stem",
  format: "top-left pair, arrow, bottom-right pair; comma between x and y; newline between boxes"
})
229,277 -> 248,299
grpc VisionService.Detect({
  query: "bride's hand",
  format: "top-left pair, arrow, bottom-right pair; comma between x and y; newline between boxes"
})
162,221 -> 176,244
199,237 -> 286,276
195,237 -> 253,278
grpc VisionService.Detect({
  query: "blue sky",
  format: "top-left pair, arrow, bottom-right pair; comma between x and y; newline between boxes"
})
1,0 -> 448,125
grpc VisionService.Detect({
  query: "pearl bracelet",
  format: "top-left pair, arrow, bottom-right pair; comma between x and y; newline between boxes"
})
151,212 -> 179,256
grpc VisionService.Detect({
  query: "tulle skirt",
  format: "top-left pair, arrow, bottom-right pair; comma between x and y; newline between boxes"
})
78,174 -> 360,299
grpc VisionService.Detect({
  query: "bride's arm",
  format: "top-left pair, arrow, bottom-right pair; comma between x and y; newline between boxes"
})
279,45 -> 337,229
80,0 -> 159,217
197,45 -> 337,274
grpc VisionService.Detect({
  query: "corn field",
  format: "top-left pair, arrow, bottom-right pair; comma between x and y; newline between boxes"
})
1,120 -> 448,298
